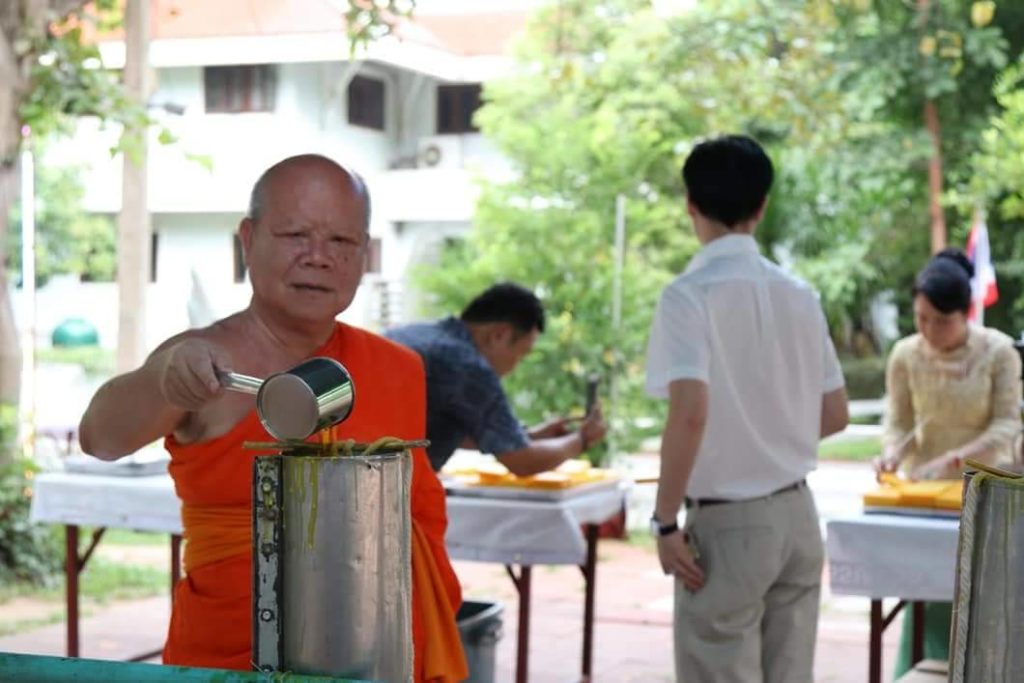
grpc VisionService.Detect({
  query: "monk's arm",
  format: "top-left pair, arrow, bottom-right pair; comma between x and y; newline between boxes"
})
79,345 -> 187,461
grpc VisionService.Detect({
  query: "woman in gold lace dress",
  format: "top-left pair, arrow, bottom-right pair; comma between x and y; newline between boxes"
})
876,248 -> 1022,676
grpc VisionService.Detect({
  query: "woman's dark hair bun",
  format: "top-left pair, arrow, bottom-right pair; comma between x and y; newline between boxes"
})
933,248 -> 974,280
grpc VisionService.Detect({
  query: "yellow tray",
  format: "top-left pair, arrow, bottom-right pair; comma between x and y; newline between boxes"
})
863,475 -> 962,514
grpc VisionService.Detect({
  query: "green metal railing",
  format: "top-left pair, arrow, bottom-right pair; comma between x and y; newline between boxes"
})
0,653 -> 370,682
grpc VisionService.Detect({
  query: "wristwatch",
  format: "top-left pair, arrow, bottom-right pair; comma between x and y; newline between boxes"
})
649,515 -> 679,537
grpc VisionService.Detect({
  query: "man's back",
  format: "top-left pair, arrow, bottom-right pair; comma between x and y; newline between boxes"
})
386,317 -> 527,470
646,234 -> 843,499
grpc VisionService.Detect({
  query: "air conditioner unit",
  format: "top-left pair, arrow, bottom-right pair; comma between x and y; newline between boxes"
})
417,136 -> 463,170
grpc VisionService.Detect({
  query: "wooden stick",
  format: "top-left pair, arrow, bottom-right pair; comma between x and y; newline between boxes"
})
242,439 -> 431,453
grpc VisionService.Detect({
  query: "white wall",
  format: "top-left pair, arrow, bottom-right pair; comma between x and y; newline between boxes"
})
39,51 -> 517,334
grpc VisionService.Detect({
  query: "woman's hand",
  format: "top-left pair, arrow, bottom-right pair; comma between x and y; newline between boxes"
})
910,449 -> 964,480
873,446 -> 903,482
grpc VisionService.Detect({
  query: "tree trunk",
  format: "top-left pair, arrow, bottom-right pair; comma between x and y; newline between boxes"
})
116,0 -> 151,373
0,163 -> 20,410
0,2 -> 92,462
917,0 -> 946,255
923,99 -> 946,254
0,13 -> 25,466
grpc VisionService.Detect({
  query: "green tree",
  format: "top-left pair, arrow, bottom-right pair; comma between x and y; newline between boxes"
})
820,0 -> 1023,337
8,164 -> 116,285
962,51 -> 1024,332
416,0 -> 1024,453
416,0 -> 850,454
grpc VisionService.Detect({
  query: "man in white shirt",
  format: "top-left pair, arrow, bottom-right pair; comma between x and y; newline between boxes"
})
645,135 -> 849,683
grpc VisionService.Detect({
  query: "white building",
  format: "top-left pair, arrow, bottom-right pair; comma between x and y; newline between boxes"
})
29,0 -> 532,351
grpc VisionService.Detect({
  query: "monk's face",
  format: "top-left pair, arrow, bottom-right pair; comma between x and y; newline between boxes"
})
241,160 -> 369,327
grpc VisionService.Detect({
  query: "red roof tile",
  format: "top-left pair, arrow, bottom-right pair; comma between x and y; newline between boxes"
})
84,0 -> 527,56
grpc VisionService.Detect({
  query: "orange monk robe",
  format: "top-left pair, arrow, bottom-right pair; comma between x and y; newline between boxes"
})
162,323 -> 462,679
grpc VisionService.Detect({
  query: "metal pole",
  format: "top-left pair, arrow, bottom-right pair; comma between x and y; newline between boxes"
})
610,195 -> 626,459
19,136 -> 35,458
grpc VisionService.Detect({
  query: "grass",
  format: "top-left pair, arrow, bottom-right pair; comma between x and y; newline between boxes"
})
99,529 -> 166,546
819,436 -> 881,462
0,559 -> 166,605
36,345 -> 115,378
0,530 -> 168,636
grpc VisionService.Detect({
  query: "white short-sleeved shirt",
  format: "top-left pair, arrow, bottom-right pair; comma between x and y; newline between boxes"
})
645,234 -> 844,499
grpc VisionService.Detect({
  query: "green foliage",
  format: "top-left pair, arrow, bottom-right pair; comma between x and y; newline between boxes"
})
344,0 -> 417,52
37,345 -> 115,378
955,49 -> 1024,332
415,188 -> 671,458
14,1 -> 155,162
417,0 -> 1024,451
818,436 -> 881,462
0,459 -> 62,588
8,164 -> 116,285
416,0 -> 889,452
840,356 -> 887,400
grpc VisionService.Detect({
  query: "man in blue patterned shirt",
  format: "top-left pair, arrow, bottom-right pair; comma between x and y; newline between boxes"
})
386,282 -> 607,474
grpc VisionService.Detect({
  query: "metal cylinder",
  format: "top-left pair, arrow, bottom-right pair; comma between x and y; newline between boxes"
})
278,452 -> 413,682
950,471 -> 1024,682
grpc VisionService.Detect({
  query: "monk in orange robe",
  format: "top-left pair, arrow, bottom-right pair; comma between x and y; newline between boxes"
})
79,155 -> 466,682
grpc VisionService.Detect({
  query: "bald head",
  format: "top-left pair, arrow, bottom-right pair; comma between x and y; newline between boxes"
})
247,154 -> 371,233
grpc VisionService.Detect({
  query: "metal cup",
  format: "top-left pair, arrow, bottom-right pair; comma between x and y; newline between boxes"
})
218,357 -> 355,441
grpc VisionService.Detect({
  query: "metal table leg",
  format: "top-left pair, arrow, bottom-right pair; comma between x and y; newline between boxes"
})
870,599 -> 882,683
911,601 -> 925,666
579,523 -> 598,682
65,525 -> 106,658
65,526 -> 182,661
505,565 -> 532,683
869,598 -> 925,683
65,525 -> 79,658
170,534 -> 182,596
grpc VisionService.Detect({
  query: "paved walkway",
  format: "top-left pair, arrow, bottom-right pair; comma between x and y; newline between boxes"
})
0,541 -> 901,682
0,461 -> 904,682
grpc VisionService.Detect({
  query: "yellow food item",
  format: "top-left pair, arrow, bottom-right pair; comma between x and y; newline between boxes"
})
935,484 -> 965,511
862,477 -> 962,512
463,460 -> 618,490
557,459 -> 592,476
863,488 -> 902,507
900,481 -> 958,507
519,472 -> 574,489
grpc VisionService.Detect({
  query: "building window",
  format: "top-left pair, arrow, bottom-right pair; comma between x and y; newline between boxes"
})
437,84 -> 482,134
150,232 -> 159,283
348,75 -> 386,130
366,237 -> 382,274
204,65 -> 277,113
233,233 -> 247,283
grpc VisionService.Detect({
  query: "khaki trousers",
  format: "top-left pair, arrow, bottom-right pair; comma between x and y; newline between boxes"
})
674,485 -> 823,683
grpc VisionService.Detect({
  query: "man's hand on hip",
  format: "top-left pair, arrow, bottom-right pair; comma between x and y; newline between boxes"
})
658,531 -> 704,592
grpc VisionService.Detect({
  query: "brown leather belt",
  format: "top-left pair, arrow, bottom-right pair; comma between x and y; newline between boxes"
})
685,478 -> 807,510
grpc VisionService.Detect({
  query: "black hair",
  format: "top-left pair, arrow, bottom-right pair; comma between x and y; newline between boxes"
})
681,134 -> 774,228
460,282 -> 546,335
912,248 -> 975,314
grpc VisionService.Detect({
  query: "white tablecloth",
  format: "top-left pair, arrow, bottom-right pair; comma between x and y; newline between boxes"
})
30,471 -> 182,534
445,484 -> 627,566
30,471 -> 626,567
826,513 -> 960,601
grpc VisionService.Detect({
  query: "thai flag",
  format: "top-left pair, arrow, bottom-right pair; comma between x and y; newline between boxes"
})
966,211 -> 998,325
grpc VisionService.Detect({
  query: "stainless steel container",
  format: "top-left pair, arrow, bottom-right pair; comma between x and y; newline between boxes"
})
253,450 -> 413,682
950,470 -> 1024,682
220,357 -> 356,441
